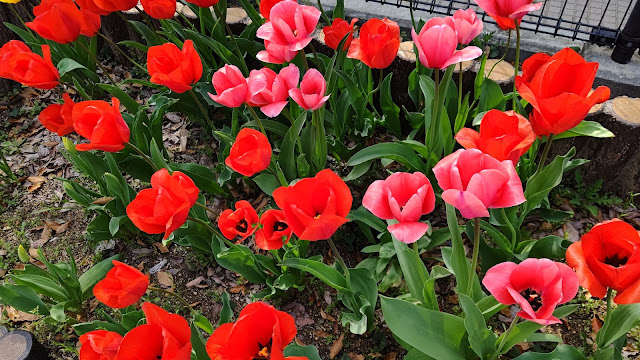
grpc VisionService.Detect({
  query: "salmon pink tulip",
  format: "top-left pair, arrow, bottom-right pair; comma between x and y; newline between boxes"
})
256,1 -> 320,64
323,18 -> 359,50
347,18 -> 400,69
206,302 -> 306,360
363,172 -> 436,244
515,48 -> 610,137
567,219 -> 640,304
218,200 -> 260,241
255,209 -> 292,250
273,169 -> 352,241
39,93 -> 75,136
483,258 -> 579,325
72,98 -> 130,152
117,303 -> 191,360
147,40 -> 203,93
225,128 -> 272,177
248,64 -> 300,117
79,330 -> 123,360
289,69 -> 329,111
93,261 -> 149,309
412,18 -> 482,70
433,149 -> 525,219
209,65 -> 251,108
126,169 -> 200,239
141,0 -> 176,19
455,110 -> 535,163
474,0 -> 543,30
0,41 -> 60,89
445,9 -> 483,45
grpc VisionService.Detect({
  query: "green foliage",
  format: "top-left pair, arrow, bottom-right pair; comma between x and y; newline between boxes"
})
554,170 -> 622,217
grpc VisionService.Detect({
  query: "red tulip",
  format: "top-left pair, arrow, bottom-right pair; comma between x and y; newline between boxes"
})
259,0 -> 294,20
445,9 -> 483,45
141,0 -> 176,19
91,0 -> 138,12
412,17 -> 482,70
483,258 -> 579,325
515,48 -> 610,137
26,0 -> 85,44
567,219 -> 640,304
72,98 -> 130,152
347,18 -> 400,69
363,172 -> 436,244
209,64 -> 252,108
117,302 -> 191,360
80,9 -> 102,38
79,330 -> 123,360
39,93 -> 75,136
206,302 -> 306,360
255,209 -> 292,250
256,0 -> 320,64
289,69 -> 330,110
473,0 -> 543,30
323,18 -> 359,51
93,260 -> 149,309
225,128 -> 272,177
272,169 -> 352,241
147,40 -> 203,93
248,64 -> 299,117
126,169 -> 199,239
184,0 -> 219,7
0,41 -> 59,89
218,200 -> 259,240
455,110 -> 535,163
76,0 -> 112,16
433,149 -> 525,219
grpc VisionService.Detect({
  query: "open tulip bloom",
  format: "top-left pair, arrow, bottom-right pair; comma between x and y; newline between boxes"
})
412,18 -> 482,70
474,0 -> 543,30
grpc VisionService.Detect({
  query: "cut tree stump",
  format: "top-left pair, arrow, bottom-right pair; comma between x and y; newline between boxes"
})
0,327 -> 50,360
553,97 -> 640,196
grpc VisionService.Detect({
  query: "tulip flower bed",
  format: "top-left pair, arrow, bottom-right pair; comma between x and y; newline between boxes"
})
2,0 -> 640,359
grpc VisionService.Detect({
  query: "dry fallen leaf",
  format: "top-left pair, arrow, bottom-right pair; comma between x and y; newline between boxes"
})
5,306 -> 40,322
321,308 -> 337,322
46,220 -> 70,233
591,315 -> 603,341
26,176 -> 46,192
28,248 -> 39,259
31,222 -> 52,249
384,352 -> 397,360
186,276 -> 210,289
329,333 -> 345,359
92,197 -> 114,205
229,284 -> 245,294
153,242 -> 169,254
348,353 -> 365,360
156,271 -> 174,289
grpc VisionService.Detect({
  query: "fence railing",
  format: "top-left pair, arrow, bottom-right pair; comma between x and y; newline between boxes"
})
363,0 -> 636,45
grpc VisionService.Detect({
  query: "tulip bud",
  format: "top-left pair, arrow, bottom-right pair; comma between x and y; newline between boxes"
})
18,245 -> 30,263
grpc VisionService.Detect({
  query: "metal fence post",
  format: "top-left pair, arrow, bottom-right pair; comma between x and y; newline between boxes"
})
611,0 -> 640,64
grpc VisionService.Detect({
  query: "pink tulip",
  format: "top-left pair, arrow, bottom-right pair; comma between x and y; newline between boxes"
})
248,64 -> 300,117
412,18 -> 482,70
362,172 -> 436,244
433,148 -> 525,219
288,69 -> 330,111
445,9 -> 483,45
474,0 -> 543,30
256,1 -> 321,64
209,65 -> 268,108
483,258 -> 579,325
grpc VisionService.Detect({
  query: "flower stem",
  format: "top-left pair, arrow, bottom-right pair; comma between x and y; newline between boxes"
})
9,4 -> 32,36
412,241 -> 428,288
188,89 -> 215,131
315,0 -> 332,24
62,81 -> 89,100
605,287 -> 613,323
466,217 -> 481,296
97,32 -> 147,73
427,69 -> 441,165
535,134 -> 554,174
486,30 -> 511,78
213,4 -> 249,75
328,237 -> 351,289
148,286 -> 196,313
300,48 -> 310,72
76,40 -> 118,87
126,142 -> 158,171
246,105 -> 267,136
501,208 -> 517,250
458,61 -> 463,111
187,215 -> 229,244
497,315 -> 520,353
194,201 -> 218,215
512,22 -> 521,111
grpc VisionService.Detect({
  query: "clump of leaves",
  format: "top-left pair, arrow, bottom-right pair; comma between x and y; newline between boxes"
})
555,170 -> 622,217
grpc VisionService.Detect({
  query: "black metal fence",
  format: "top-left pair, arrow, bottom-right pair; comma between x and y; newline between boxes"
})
363,0 -> 637,45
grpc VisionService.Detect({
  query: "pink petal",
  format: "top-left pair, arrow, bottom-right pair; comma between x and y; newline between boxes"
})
482,261 -> 518,305
388,222 -> 430,244
441,46 -> 483,69
363,180 -> 394,219
441,189 -> 490,219
509,2 -> 544,20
